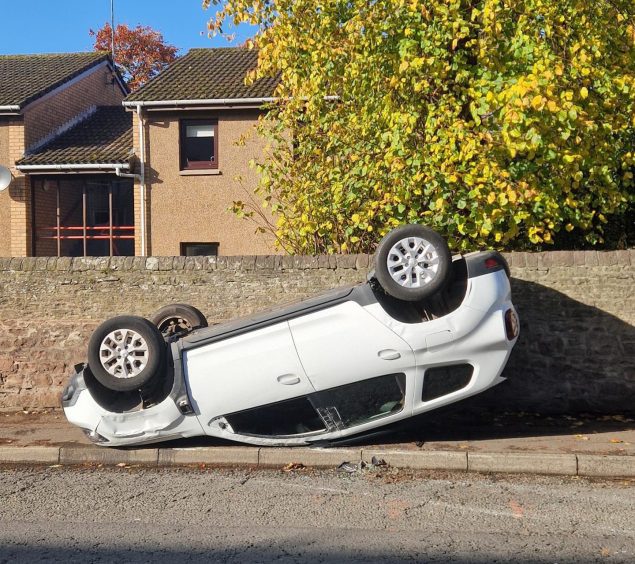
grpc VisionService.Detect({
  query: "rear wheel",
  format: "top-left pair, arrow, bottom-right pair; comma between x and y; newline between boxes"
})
374,224 -> 452,302
87,316 -> 166,392
150,303 -> 208,339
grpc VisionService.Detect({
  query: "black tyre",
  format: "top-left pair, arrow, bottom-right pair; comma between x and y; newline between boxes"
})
150,303 -> 208,338
374,224 -> 452,302
87,316 -> 166,392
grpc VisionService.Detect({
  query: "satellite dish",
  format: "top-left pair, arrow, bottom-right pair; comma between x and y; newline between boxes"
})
0,165 -> 12,192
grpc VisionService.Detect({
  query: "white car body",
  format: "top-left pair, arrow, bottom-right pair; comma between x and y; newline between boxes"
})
62,251 -> 519,447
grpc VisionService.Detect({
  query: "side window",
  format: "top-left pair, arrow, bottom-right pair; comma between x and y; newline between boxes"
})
180,242 -> 219,256
221,373 -> 406,438
180,119 -> 218,170
422,364 -> 473,401
225,396 -> 326,437
312,373 -> 406,430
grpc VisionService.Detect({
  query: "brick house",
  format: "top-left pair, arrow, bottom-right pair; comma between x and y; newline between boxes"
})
0,53 -> 128,257
1,47 -> 278,258
122,47 -> 278,256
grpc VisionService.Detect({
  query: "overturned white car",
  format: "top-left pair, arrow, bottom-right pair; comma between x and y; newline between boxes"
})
62,225 -> 519,447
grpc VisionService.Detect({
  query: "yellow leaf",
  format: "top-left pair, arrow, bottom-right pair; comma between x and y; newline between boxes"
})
487,192 -> 496,204
580,87 -> 589,99
351,213 -> 361,224
531,95 -> 544,110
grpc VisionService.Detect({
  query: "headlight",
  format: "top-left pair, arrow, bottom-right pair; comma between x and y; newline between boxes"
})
82,429 -> 109,444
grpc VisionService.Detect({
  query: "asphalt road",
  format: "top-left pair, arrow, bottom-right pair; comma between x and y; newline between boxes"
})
0,465 -> 633,563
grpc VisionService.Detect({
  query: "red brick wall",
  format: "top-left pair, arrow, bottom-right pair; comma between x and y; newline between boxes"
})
24,63 -> 125,150
0,120 -> 11,257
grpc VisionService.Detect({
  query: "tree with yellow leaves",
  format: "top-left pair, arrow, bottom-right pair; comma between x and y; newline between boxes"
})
206,0 -> 635,253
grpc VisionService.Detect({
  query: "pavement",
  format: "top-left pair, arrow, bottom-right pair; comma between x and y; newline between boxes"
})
2,465 -> 634,562
1,406 -> 634,477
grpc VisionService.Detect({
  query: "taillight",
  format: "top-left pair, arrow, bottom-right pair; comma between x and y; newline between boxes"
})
484,257 -> 499,269
484,254 -> 510,277
505,308 -> 519,340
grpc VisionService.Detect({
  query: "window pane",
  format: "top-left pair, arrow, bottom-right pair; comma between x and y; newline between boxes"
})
311,373 -> 406,429
184,137 -> 214,163
422,364 -> 473,401
225,396 -> 325,437
186,124 -> 214,138
181,242 -> 219,256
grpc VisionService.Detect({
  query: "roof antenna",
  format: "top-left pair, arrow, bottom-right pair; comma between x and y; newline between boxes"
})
110,0 -> 116,64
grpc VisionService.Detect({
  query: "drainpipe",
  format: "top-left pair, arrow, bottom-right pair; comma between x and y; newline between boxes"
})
136,103 -> 147,257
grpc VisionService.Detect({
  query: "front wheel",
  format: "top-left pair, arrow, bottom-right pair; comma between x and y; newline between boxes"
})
87,316 -> 166,392
373,224 -> 452,302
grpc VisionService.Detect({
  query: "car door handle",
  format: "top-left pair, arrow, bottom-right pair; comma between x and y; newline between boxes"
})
378,349 -> 401,360
277,374 -> 301,385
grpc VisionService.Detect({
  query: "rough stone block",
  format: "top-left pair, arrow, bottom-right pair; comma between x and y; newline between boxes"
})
8,257 -> 23,270
157,256 -> 174,271
550,251 -> 573,266
597,251 -> 618,267
336,255 -> 358,269
55,257 -> 72,271
573,251 -> 587,266
172,256 -> 186,270
255,255 -> 276,270
524,253 -> 538,267
614,250 -> 631,266
468,452 -> 577,475
355,254 -> 370,270
584,252 -> 600,267
281,255 -> 295,270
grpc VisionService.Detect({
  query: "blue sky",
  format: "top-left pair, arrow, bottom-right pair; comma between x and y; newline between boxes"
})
0,0 -> 254,55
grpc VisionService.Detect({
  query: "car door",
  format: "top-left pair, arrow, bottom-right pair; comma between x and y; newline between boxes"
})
288,300 -> 416,428
184,321 -> 315,426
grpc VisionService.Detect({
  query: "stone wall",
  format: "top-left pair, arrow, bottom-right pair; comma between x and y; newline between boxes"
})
0,251 -> 633,413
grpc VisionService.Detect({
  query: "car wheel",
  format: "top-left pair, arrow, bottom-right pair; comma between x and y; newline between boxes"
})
149,303 -> 208,338
87,316 -> 166,392
374,224 -> 452,302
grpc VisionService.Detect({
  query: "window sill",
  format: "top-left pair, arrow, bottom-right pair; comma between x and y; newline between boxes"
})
179,169 -> 222,176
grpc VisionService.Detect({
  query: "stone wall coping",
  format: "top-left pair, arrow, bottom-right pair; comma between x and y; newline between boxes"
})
0,249 -> 632,272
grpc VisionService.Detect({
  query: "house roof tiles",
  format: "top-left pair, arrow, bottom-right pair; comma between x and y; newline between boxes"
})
0,52 -> 111,108
125,47 -> 279,103
16,106 -> 132,167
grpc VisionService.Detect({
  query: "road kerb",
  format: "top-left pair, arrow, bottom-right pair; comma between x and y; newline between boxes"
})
363,449 -> 468,471
0,446 -> 60,465
577,455 -> 635,478
468,452 -> 577,476
1,445 -> 633,478
59,447 -> 159,466
259,447 -> 362,468
159,447 -> 259,466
